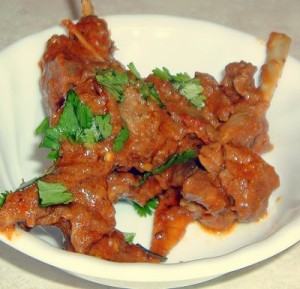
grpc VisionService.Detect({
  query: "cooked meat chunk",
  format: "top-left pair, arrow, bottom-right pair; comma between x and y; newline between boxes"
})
218,144 -> 280,222
151,188 -> 193,257
182,170 -> 228,214
197,143 -> 279,222
40,15 -> 120,125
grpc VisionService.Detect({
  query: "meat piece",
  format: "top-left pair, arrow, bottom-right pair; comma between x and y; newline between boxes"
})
89,230 -> 163,263
181,142 -> 279,229
182,170 -> 228,214
217,102 -> 271,153
181,168 -> 236,231
0,185 -> 50,229
40,15 -> 119,125
107,172 -> 162,205
198,142 -> 223,175
198,143 -> 280,222
221,61 -> 260,104
64,15 -> 115,62
0,176 -> 116,254
181,113 -> 217,144
214,61 -> 276,153
150,188 -> 193,257
196,72 -> 233,123
218,144 -> 280,222
117,85 -> 190,169
180,199 -> 236,231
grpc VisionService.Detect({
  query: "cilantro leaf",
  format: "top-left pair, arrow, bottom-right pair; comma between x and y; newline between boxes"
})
152,67 -> 172,81
140,82 -> 166,109
132,198 -> 159,217
75,100 -> 94,129
127,62 -> 141,79
96,69 -> 128,102
0,191 -> 12,208
36,89 -> 113,161
35,117 -> 50,135
37,180 -> 73,207
0,193 -> 6,207
123,232 -> 136,244
39,126 -> 60,150
47,150 -> 59,161
152,67 -> 206,109
137,149 -> 197,186
79,124 -> 100,145
126,62 -> 166,109
112,126 -> 130,153
152,149 -> 197,174
57,93 -> 81,140
95,114 -> 112,139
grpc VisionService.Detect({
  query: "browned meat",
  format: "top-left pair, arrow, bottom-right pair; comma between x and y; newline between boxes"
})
117,84 -> 191,169
221,61 -> 260,104
181,168 -> 237,231
196,143 -> 279,223
40,15 -> 120,125
151,188 -> 193,257
217,61 -> 272,153
181,142 -> 279,230
218,144 -> 280,222
107,172 -> 162,205
0,185 -> 50,229
182,170 -> 228,214
0,176 -> 116,253
0,10 -> 289,263
196,72 -> 234,123
89,230 -> 163,263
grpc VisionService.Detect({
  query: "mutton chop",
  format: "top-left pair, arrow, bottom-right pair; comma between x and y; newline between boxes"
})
150,32 -> 291,257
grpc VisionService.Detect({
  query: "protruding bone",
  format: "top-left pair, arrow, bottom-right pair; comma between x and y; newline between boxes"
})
81,0 -> 94,16
259,32 -> 291,102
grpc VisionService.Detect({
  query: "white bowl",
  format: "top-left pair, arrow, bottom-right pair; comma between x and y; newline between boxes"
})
0,15 -> 299,289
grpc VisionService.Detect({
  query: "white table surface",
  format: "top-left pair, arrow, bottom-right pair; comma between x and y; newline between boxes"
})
0,1 -> 299,288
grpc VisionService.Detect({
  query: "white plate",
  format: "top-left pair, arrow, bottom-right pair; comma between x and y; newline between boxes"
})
0,15 -> 300,289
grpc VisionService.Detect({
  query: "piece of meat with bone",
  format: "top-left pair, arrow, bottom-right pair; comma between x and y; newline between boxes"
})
216,61 -> 271,153
218,33 -> 291,153
40,15 -> 119,125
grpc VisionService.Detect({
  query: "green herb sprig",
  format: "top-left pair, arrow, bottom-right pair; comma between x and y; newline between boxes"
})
37,180 -> 73,207
0,191 -> 12,208
128,62 -> 166,109
123,232 -> 136,244
112,126 -> 130,153
36,89 -> 113,161
132,197 -> 159,217
152,67 -> 206,109
137,149 -> 197,186
96,69 -> 128,102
